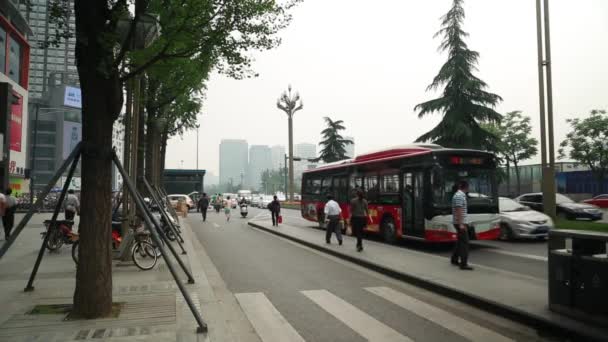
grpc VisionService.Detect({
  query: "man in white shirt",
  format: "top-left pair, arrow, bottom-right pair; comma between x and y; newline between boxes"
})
324,194 -> 343,245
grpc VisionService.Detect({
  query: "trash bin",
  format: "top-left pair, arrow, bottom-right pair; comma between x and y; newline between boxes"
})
548,229 -> 608,325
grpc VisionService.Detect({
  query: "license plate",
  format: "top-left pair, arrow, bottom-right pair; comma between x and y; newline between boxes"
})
535,226 -> 549,233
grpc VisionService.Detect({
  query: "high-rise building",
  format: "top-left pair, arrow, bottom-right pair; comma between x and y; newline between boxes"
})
20,1 -> 78,99
219,139 -> 248,187
294,143 -> 317,181
271,145 -> 285,170
344,136 -> 355,158
248,145 -> 272,190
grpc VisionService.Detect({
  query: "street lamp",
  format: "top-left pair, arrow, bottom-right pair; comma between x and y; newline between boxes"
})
535,0 -> 557,218
277,85 -> 303,202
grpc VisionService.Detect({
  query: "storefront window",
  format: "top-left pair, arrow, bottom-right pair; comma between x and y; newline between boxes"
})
8,36 -> 22,84
0,27 -> 5,74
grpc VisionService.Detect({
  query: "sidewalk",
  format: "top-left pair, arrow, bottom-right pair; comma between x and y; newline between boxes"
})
0,213 -> 259,342
248,218 -> 608,342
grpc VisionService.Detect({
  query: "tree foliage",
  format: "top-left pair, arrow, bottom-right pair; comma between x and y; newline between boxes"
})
487,111 -> 538,195
317,117 -> 353,163
415,0 -> 502,150
559,109 -> 608,190
260,169 -> 286,193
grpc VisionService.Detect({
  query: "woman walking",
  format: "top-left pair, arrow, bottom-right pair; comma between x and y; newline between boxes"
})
350,190 -> 369,252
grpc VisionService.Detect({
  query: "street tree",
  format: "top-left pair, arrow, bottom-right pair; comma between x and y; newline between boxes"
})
317,117 -> 353,163
559,109 -> 608,193
415,0 -> 502,150
47,0 -> 300,318
489,111 -> 538,195
260,169 -> 286,194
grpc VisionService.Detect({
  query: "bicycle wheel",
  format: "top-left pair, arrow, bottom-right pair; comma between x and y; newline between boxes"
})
45,229 -> 62,251
165,227 -> 176,241
132,241 -> 158,270
71,241 -> 79,265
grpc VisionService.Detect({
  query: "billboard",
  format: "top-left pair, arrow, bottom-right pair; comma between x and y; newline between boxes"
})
63,121 -> 82,159
10,93 -> 22,152
64,86 -> 82,109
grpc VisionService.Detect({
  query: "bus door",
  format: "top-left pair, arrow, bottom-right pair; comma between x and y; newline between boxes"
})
402,172 -> 425,237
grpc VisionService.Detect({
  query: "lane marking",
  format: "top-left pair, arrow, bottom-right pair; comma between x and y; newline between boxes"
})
478,248 -> 548,262
235,292 -> 305,342
301,289 -> 412,342
366,287 -> 514,342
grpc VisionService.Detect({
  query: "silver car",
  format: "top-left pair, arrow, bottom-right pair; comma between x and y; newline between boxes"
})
499,197 -> 554,240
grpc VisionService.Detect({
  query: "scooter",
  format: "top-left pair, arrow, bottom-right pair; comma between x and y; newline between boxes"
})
240,204 -> 248,218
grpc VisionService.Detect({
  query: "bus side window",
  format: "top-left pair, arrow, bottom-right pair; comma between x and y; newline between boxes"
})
350,176 -> 364,197
334,176 -> 348,202
321,177 -> 332,197
366,175 -> 379,202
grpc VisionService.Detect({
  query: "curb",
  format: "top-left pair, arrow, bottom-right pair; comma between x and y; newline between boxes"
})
248,221 -> 607,342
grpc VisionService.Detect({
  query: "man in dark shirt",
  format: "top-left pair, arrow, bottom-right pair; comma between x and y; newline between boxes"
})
350,190 -> 369,252
198,193 -> 210,222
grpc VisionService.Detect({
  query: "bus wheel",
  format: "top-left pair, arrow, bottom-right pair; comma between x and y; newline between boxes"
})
381,217 -> 397,244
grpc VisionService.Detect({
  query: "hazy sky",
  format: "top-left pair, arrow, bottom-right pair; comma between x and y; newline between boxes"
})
166,0 -> 608,175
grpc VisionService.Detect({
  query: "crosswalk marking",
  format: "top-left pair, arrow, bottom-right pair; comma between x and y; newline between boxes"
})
235,292 -> 305,342
301,290 -> 413,342
366,287 -> 514,342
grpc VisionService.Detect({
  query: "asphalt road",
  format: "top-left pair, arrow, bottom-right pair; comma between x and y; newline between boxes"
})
189,207 -> 552,342
276,208 -> 549,280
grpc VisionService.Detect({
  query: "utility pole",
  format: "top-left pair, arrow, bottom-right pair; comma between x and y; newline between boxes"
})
196,126 -> 199,170
277,85 -> 303,202
536,0 -> 556,219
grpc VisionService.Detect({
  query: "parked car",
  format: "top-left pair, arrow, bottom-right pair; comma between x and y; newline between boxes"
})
582,194 -> 608,208
498,197 -> 553,240
515,193 -> 603,221
168,194 -> 194,210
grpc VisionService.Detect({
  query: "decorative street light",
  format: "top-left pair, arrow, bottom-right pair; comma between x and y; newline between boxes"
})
277,85 -> 303,202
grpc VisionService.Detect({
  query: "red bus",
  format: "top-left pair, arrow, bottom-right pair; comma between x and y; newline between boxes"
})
301,144 -> 500,243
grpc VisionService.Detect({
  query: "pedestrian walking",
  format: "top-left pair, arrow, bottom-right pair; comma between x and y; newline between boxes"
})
2,189 -> 16,240
324,194 -> 342,245
198,193 -> 210,222
64,189 -> 80,221
223,196 -> 231,221
350,190 -> 369,252
268,196 -> 281,226
451,180 -> 473,270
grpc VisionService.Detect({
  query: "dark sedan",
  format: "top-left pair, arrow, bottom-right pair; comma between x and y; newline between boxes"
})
515,193 -> 603,221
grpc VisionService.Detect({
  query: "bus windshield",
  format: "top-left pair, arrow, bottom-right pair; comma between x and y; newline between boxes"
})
432,168 -> 496,207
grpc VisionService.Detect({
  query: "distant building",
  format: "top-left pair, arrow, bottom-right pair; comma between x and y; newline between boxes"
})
20,0 -> 78,99
499,162 -> 589,197
271,145 -> 285,170
219,139 -> 248,187
344,136 -> 355,158
294,143 -> 317,182
163,169 -> 205,195
248,145 -> 272,190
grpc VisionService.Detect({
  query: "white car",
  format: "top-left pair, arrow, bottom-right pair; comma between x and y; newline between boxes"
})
168,194 -> 194,210
499,197 -> 553,240
261,195 -> 274,209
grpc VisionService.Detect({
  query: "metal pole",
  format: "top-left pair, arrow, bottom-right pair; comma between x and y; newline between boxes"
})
112,152 -> 207,333
24,149 -> 80,291
143,178 -> 186,251
0,143 -> 82,258
196,126 -> 199,170
288,116 -> 294,202
29,104 -> 40,204
543,0 -> 557,219
536,0 -> 551,216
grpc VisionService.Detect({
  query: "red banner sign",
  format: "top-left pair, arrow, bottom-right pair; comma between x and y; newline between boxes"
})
10,93 -> 22,152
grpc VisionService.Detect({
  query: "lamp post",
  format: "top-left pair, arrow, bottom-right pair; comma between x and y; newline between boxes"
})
196,125 -> 199,170
277,85 -> 303,202
536,0 -> 556,219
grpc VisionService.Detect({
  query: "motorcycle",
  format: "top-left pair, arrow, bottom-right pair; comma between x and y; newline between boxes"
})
240,204 -> 248,218
41,219 -> 78,251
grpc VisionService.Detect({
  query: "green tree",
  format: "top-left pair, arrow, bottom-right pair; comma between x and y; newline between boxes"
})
317,117 -> 353,163
489,111 -> 538,195
48,0 -> 300,318
415,0 -> 502,150
260,169 -> 286,193
559,110 -> 608,193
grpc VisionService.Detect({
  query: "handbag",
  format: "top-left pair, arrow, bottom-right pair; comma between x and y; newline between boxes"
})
278,215 -> 283,224
345,221 -> 352,236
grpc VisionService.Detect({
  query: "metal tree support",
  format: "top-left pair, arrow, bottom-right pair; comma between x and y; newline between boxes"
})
143,178 -> 186,252
156,185 -> 181,223
24,149 -> 81,291
112,151 -> 206,333
0,143 -> 83,259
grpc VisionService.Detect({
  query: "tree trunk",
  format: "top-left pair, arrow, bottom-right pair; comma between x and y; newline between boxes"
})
514,161 -> 521,196
73,0 -> 122,318
158,130 -> 168,187
136,76 -> 147,195
505,160 -> 511,197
